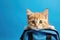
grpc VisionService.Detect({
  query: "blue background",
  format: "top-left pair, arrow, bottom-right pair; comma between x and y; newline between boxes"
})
0,0 -> 60,40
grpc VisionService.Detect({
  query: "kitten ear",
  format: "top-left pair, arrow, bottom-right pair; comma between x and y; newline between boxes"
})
26,9 -> 32,15
43,8 -> 48,18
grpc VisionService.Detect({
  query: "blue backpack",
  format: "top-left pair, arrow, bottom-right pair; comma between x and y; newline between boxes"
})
20,29 -> 60,40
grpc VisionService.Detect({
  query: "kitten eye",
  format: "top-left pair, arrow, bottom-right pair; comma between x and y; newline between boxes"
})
32,20 -> 35,24
39,20 -> 42,23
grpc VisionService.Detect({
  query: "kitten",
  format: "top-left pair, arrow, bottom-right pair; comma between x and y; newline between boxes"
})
25,8 -> 55,30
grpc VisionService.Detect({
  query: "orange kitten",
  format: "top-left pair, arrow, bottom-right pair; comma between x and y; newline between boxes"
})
25,9 -> 55,30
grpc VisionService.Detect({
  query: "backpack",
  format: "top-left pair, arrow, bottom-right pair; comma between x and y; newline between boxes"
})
20,29 -> 60,40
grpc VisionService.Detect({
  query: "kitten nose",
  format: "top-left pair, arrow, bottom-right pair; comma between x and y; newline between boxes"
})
35,24 -> 39,28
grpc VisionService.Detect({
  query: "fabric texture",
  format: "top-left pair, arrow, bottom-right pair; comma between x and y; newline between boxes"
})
20,29 -> 59,40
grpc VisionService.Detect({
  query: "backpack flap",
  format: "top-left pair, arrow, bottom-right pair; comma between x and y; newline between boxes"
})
20,29 -> 59,40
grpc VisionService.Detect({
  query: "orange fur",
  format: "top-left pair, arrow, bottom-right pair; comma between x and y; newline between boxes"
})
26,9 -> 49,30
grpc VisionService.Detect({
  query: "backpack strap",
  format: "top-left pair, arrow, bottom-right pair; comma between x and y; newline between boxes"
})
46,34 -> 51,40
28,32 -> 32,40
20,30 -> 27,40
20,29 -> 32,40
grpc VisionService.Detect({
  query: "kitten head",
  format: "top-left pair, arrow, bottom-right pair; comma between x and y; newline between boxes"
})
26,9 -> 49,29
